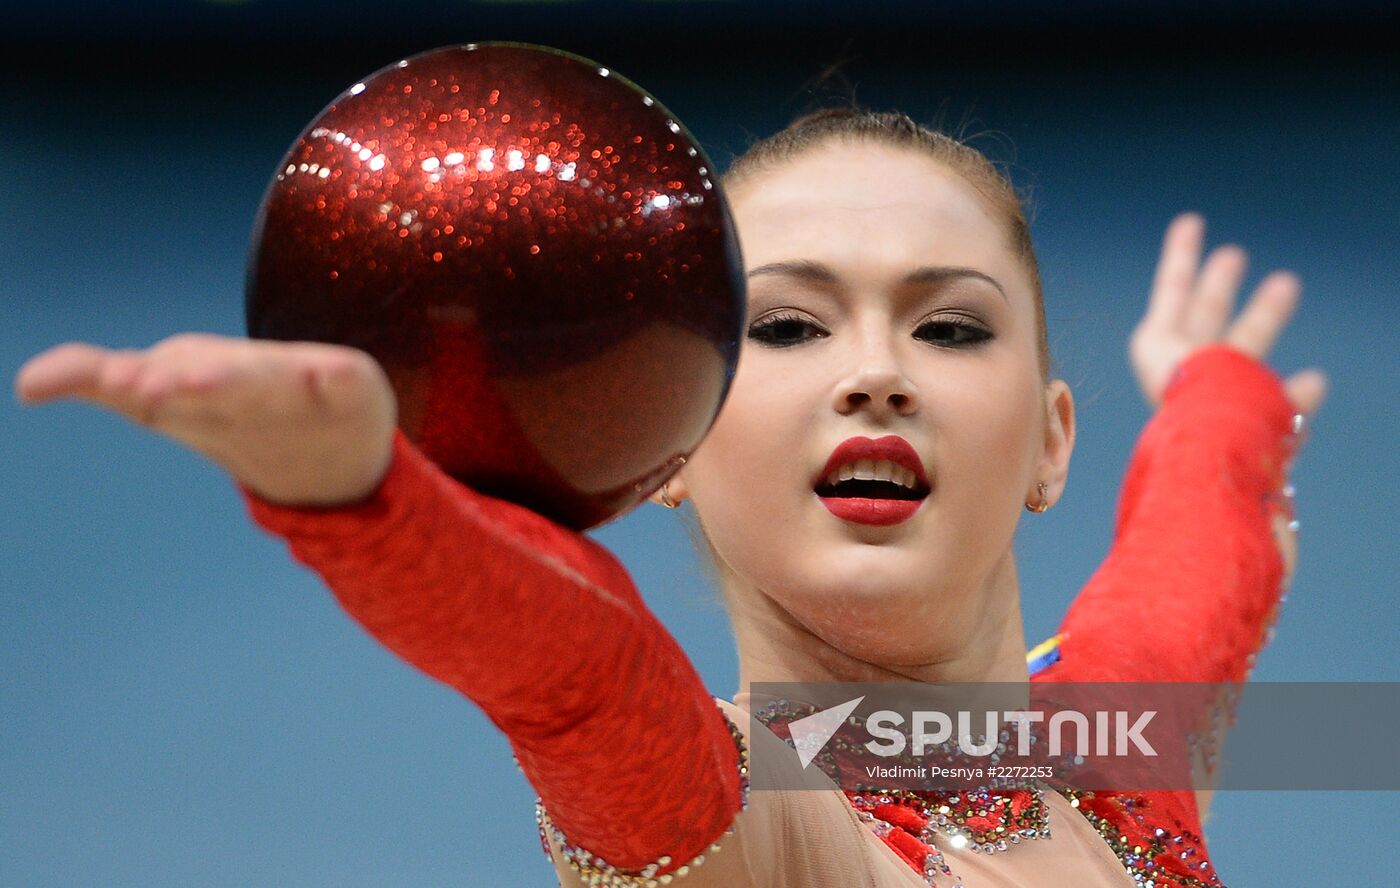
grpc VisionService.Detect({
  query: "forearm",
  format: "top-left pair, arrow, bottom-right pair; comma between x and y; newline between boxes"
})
239,429 -> 743,873
1055,344 -> 1300,683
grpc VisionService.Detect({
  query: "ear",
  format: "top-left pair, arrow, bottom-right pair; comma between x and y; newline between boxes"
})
1036,379 -> 1075,506
646,470 -> 691,507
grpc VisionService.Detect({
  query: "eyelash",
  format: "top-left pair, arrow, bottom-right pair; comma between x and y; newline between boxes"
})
747,311 -> 993,349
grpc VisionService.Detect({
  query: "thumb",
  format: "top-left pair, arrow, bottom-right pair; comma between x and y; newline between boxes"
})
1283,368 -> 1328,418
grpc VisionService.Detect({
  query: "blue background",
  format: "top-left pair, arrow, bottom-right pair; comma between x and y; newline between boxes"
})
3,2 -> 1397,884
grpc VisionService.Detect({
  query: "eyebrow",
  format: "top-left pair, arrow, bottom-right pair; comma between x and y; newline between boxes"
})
746,259 -> 1008,302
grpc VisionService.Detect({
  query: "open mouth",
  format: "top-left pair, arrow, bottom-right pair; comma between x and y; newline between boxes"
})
813,439 -> 932,525
814,478 -> 930,501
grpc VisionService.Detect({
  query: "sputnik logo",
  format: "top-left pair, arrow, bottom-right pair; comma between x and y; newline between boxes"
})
781,696 -> 1161,768
787,696 -> 865,768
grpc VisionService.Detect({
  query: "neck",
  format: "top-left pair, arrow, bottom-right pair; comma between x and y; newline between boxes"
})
727,548 -> 1031,705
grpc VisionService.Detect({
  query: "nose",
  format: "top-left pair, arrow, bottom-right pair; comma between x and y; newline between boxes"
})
831,331 -> 919,418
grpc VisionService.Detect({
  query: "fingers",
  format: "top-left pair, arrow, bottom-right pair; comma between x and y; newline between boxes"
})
137,335 -> 311,425
16,343 -> 178,426
15,341 -> 116,404
18,333 -> 382,426
1145,212 -> 1204,328
18,333 -> 251,428
1224,270 -> 1301,359
1283,368 -> 1328,418
100,335 -> 237,428
1141,214 -> 1306,369
1185,244 -> 1248,343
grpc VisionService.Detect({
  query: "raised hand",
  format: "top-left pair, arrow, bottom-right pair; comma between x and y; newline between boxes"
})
14,333 -> 398,507
1130,212 -> 1328,416
1129,212 -> 1329,583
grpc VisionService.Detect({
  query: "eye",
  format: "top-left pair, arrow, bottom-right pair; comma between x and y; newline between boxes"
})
747,311 -> 826,348
916,318 -> 994,347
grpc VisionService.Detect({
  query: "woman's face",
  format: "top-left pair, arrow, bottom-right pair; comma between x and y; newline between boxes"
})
657,140 -> 1072,662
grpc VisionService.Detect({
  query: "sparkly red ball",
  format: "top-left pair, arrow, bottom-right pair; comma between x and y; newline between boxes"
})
246,43 -> 744,529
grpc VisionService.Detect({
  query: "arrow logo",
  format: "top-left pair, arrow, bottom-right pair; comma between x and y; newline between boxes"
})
787,696 -> 865,769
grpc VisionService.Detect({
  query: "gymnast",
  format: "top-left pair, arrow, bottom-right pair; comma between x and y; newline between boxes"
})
15,107 -> 1327,886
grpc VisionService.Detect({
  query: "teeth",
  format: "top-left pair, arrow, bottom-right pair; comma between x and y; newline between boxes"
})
824,459 -> 921,490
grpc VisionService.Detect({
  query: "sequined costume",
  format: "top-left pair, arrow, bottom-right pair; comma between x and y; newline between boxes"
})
239,343 -> 1301,888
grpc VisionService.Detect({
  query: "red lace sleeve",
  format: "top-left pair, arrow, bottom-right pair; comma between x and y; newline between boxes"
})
237,429 -> 745,882
1040,343 -> 1301,685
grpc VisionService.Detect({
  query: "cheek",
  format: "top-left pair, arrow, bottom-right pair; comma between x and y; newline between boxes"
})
682,356 -> 812,556
934,366 -> 1042,513
696,351 -> 805,475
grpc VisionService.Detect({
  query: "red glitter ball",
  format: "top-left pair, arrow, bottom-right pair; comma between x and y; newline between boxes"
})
246,43 -> 744,529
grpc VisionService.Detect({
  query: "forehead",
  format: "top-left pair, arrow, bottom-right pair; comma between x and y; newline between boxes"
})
728,141 -> 1017,285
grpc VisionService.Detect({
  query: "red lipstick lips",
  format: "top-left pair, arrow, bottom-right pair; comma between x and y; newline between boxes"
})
815,436 -> 931,527
817,436 -> 930,490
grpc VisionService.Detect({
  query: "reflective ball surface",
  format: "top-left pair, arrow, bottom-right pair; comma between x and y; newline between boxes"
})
247,43 -> 743,529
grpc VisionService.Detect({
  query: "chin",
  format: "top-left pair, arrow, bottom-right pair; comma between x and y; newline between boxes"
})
780,555 -> 939,613
804,610 -> 946,668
